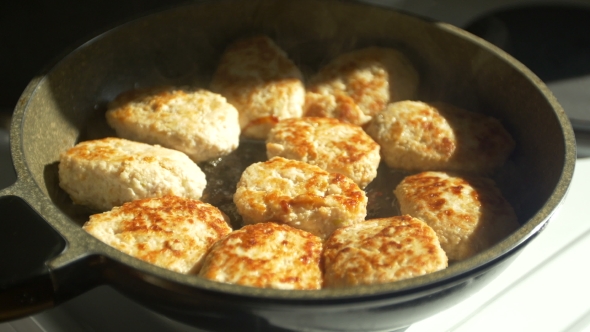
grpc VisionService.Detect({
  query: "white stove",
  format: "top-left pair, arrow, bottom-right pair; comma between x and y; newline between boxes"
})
2,1 -> 590,331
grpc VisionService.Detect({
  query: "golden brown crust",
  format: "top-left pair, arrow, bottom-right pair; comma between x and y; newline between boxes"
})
304,92 -> 370,127
199,222 -> 323,290
83,195 -> 232,273
62,137 -> 122,161
266,117 -> 380,188
59,137 -> 206,211
304,47 -> 419,126
210,35 -> 305,139
322,215 -> 447,287
366,100 -> 515,174
233,157 -> 367,239
431,102 -> 515,172
105,86 -> 240,163
394,171 -> 520,261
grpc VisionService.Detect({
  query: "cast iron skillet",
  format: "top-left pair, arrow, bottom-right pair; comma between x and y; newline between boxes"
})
0,0 -> 576,331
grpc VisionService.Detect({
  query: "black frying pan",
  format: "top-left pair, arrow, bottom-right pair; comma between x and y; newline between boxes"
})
0,0 -> 575,331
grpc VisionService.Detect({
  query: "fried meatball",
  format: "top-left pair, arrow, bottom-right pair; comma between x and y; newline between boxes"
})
58,137 -> 206,211
322,215 -> 448,288
266,117 -> 380,188
304,47 -> 419,126
199,222 -> 323,290
83,195 -> 232,273
365,100 -> 515,173
394,171 -> 520,261
210,35 -> 305,139
233,157 -> 367,239
106,86 -> 240,163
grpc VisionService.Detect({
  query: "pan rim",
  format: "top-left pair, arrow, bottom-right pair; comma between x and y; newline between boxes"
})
6,0 -> 576,302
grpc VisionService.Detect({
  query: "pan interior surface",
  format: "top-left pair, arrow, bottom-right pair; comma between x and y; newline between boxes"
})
15,0 -> 573,300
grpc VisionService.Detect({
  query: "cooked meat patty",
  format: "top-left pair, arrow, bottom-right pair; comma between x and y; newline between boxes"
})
106,86 -> 240,163
365,100 -> 515,173
304,47 -> 419,126
233,156 -> 368,239
266,117 -> 380,188
83,195 -> 232,274
210,35 -> 305,139
58,137 -> 206,211
199,222 -> 323,289
394,171 -> 520,261
322,215 -> 448,288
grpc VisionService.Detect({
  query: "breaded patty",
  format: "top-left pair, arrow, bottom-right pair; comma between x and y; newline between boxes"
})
233,157 -> 367,239
322,215 -> 448,287
365,100 -> 515,173
394,171 -> 520,261
266,117 -> 380,188
106,86 -> 240,163
210,35 -> 305,139
59,137 -> 206,211
304,47 -> 419,126
83,195 -> 232,273
199,222 -> 322,289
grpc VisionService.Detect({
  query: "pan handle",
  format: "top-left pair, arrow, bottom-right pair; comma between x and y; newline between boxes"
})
0,194 -> 65,320
0,193 -> 102,322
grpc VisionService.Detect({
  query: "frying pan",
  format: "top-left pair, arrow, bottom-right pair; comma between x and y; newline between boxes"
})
0,0 -> 576,331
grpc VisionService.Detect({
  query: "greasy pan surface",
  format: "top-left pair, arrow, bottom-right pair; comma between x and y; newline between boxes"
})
2,0 -> 575,330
